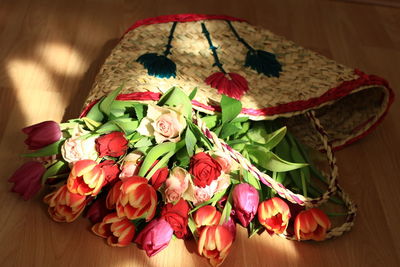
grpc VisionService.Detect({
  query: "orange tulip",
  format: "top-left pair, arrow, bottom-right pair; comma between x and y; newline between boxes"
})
193,205 -> 222,228
92,212 -> 136,247
67,160 -> 105,196
44,185 -> 87,222
294,208 -> 331,241
198,225 -> 234,267
116,176 -> 157,221
258,197 -> 291,235
106,180 -> 122,209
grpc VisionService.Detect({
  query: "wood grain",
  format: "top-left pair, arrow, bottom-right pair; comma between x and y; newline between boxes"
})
1,0 -> 399,266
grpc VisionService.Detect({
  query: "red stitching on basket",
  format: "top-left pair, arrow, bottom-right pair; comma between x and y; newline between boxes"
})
123,14 -> 247,36
81,73 -> 394,151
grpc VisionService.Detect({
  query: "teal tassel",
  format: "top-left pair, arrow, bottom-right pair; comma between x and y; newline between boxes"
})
226,20 -> 282,78
245,50 -> 282,78
137,53 -> 176,79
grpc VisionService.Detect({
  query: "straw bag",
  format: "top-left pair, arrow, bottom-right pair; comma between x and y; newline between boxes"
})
82,14 -> 395,240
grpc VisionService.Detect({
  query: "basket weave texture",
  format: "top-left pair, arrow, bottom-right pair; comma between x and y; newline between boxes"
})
86,14 -> 394,150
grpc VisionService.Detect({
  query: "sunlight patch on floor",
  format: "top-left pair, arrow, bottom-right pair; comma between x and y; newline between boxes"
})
37,42 -> 88,76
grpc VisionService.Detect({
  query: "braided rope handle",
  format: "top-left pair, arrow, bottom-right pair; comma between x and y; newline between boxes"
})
193,110 -> 357,240
195,110 -> 336,207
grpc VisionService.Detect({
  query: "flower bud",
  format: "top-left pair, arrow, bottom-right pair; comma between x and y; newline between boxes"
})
294,208 -> 331,241
232,183 -> 259,227
135,218 -> 173,257
22,121 -> 61,150
8,161 -> 45,200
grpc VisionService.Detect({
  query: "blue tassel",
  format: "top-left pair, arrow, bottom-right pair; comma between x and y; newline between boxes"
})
137,53 -> 176,79
245,50 -> 282,78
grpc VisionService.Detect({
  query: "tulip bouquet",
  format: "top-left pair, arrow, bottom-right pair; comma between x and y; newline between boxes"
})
9,86 -> 347,266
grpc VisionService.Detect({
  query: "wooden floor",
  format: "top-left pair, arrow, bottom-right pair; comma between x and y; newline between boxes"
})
1,0 -> 400,266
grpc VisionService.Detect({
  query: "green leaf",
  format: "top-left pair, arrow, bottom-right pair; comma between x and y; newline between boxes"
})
231,116 -> 249,123
187,120 -> 212,150
41,161 -> 69,185
145,150 -> 174,179
274,136 -> 291,161
86,101 -> 104,122
188,216 -> 198,241
109,100 -> 136,117
264,126 -> 287,150
247,146 -> 308,172
185,128 -> 197,157
189,87 -> 198,100
220,122 -> 242,139
221,95 -> 242,124
95,121 -> 122,134
138,142 -> 176,177
219,190 -> 233,225
134,104 -> 145,121
82,117 -> 102,131
247,122 -> 269,144
201,115 -> 219,129
175,147 -> 190,168
189,188 -> 228,214
134,137 -> 153,148
23,140 -> 64,157
242,168 -> 261,191
111,118 -> 139,135
157,87 -> 192,119
99,85 -> 123,116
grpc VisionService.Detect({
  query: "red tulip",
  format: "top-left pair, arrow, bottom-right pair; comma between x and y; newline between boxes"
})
22,121 -> 61,150
198,225 -> 234,267
85,196 -> 109,224
67,160 -> 105,196
294,208 -> 331,241
92,212 -> 136,247
258,197 -> 291,235
116,176 -> 157,221
193,205 -> 221,229
43,185 -> 87,222
8,161 -> 45,200
232,183 -> 259,227
150,167 -> 169,190
135,218 -> 173,257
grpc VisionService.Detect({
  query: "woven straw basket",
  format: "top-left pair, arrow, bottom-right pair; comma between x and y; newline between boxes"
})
82,14 -> 395,240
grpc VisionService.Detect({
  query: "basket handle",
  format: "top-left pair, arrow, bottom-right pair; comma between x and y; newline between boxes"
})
194,110 -> 357,239
195,110 -> 336,207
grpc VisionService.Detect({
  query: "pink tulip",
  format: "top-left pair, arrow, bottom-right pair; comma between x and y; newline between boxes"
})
22,121 -> 62,150
135,218 -> 173,257
232,183 -> 259,227
8,161 -> 46,200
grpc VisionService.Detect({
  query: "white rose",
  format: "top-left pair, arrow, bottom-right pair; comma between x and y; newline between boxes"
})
137,104 -> 187,144
61,136 -> 98,163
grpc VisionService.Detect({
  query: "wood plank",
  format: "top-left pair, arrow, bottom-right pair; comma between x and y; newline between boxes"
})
1,0 -> 399,266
